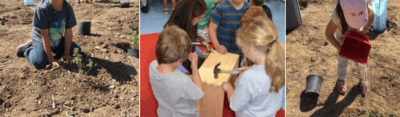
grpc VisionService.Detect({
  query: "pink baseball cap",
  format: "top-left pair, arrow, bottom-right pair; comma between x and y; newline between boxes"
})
340,0 -> 368,28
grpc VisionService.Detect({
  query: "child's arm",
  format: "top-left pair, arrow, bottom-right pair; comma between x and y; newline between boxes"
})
189,52 -> 203,91
209,22 -> 227,54
188,52 -> 203,110
361,14 -> 375,34
222,81 -> 251,111
232,66 -> 251,72
215,0 -> 223,4
40,29 -> 60,67
63,5 -> 77,62
63,28 -> 73,62
325,20 -> 341,50
222,82 -> 234,101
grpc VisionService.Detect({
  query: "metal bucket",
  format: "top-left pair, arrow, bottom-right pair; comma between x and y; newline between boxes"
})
77,20 -> 91,35
305,75 -> 323,98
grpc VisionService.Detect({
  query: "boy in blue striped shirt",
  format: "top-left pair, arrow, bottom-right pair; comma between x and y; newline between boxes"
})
208,0 -> 251,54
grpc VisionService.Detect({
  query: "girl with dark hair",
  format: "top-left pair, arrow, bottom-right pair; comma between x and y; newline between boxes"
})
164,0 -> 207,41
164,0 -> 208,74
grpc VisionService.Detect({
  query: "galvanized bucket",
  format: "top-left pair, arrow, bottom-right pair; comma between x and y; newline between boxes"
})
305,75 -> 323,98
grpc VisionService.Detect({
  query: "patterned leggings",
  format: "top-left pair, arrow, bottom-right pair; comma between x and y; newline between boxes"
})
336,34 -> 362,80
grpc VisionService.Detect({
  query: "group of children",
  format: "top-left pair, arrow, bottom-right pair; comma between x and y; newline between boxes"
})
150,0 -> 285,116
13,0 -> 375,116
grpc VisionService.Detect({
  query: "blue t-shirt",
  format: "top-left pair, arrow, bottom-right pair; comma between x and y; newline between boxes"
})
31,0 -> 77,47
210,0 -> 250,53
230,65 -> 283,117
149,60 -> 204,117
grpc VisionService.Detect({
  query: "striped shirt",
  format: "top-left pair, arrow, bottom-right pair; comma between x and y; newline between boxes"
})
210,0 -> 250,54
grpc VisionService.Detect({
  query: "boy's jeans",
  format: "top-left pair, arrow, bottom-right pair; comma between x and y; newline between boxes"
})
24,37 -> 81,69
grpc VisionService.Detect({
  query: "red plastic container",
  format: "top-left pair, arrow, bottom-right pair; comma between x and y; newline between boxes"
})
339,30 -> 371,64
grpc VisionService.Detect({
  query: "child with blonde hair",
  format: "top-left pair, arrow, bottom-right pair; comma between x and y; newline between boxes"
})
222,16 -> 284,117
325,0 -> 374,93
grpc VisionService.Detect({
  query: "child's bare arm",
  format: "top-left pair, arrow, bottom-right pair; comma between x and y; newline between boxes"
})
63,28 -> 73,62
222,82 -> 234,101
40,29 -> 59,67
189,53 -> 203,91
215,0 -> 223,4
232,66 -> 251,72
209,22 -> 227,54
325,20 -> 341,50
361,14 -> 375,34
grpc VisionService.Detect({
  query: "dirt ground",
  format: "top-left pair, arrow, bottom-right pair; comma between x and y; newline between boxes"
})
0,0 -> 139,116
286,0 -> 400,116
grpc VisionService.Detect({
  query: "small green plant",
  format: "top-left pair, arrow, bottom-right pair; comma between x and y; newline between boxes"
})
366,113 -> 381,117
72,48 -> 93,75
130,30 -> 139,49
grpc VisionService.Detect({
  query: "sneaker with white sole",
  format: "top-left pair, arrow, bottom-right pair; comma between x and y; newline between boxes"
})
16,40 -> 32,57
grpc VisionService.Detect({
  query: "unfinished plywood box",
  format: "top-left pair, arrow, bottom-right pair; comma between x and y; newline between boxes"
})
198,52 -> 240,117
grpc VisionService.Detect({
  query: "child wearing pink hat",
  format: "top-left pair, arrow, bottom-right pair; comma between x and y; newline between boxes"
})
325,0 -> 375,94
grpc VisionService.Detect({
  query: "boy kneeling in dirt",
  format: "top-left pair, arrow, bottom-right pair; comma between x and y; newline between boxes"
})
149,26 -> 204,116
16,0 -> 81,69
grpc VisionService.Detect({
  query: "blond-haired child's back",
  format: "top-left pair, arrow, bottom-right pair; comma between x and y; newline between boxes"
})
149,60 -> 204,117
230,64 -> 283,117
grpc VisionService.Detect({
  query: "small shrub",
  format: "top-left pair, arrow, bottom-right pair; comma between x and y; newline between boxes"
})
130,30 -> 139,49
72,48 -> 93,75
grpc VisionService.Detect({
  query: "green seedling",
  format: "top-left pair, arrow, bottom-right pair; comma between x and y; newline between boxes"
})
130,30 -> 139,48
366,113 -> 381,117
72,48 -> 93,75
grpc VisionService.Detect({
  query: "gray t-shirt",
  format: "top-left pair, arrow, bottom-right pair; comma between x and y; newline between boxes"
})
149,60 -> 204,117
31,0 -> 77,47
230,65 -> 283,117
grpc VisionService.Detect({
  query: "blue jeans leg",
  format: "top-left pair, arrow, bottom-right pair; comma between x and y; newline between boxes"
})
24,39 -> 81,69
24,41 -> 48,69
52,38 -> 81,59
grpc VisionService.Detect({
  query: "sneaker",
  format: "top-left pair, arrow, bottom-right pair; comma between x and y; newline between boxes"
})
163,9 -> 169,15
16,40 -> 32,57
141,4 -> 149,13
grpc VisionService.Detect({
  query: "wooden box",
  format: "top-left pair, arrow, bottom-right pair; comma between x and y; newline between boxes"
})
198,52 -> 240,117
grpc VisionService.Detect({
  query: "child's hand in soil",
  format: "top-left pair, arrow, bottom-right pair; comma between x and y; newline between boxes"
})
222,82 -> 234,92
49,59 -> 60,67
62,54 -> 73,63
215,45 -> 227,54
188,52 -> 198,69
